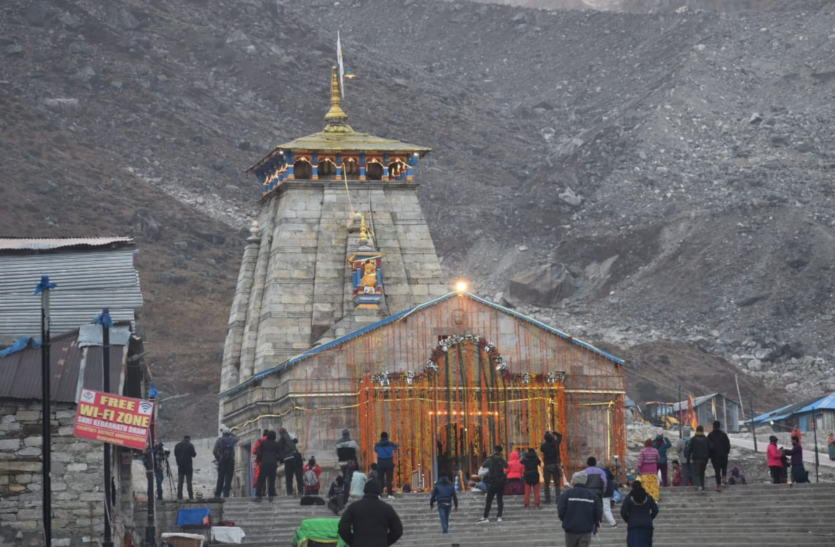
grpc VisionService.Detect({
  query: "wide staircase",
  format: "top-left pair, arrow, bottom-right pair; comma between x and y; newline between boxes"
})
220,483 -> 835,546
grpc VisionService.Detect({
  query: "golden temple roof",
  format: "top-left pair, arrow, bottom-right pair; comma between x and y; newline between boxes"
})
247,67 -> 430,174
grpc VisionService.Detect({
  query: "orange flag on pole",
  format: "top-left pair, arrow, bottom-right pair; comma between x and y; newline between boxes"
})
688,395 -> 699,429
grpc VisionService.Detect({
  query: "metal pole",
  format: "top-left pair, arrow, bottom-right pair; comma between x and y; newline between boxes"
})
145,394 -> 157,547
39,278 -> 53,547
98,310 -> 114,547
813,414 -> 820,483
750,399 -> 758,454
735,374 -> 745,423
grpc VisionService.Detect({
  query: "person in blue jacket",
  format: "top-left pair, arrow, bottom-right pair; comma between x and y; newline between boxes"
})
620,480 -> 659,547
374,431 -> 398,498
430,475 -> 458,534
653,434 -> 673,486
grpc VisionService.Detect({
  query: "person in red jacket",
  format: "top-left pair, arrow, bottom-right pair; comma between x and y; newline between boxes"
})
303,456 -> 323,495
252,429 -> 269,491
766,435 -> 783,484
505,450 -> 524,495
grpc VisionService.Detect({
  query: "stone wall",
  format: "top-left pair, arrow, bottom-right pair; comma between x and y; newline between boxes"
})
220,180 -> 447,400
0,401 -> 139,547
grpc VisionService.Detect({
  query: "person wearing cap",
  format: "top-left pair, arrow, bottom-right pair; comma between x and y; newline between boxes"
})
708,420 -> 731,492
338,479 -> 404,547
558,470 -> 603,547
212,426 -> 237,498
688,425 -> 710,492
336,428 -> 361,501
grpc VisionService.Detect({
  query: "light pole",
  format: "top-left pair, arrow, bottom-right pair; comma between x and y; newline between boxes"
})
35,275 -> 56,547
812,413 -> 820,483
95,309 -> 114,547
145,382 -> 159,547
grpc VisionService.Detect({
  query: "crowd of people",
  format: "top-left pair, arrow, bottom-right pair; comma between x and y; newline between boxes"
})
155,420 -> 832,547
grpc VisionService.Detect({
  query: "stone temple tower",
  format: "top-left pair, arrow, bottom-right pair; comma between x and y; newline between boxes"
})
217,70 -> 627,497
219,68 -> 446,421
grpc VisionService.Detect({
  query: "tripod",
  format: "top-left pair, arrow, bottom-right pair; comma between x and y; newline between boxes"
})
162,453 -> 176,498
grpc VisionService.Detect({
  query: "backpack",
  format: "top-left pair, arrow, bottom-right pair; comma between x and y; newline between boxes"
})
304,467 -> 318,487
220,436 -> 236,462
486,457 -> 507,486
300,495 -> 325,506
585,473 -> 604,497
337,446 -> 357,462
683,439 -> 693,462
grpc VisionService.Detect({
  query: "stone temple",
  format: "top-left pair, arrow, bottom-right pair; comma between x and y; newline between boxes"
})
218,69 -> 627,494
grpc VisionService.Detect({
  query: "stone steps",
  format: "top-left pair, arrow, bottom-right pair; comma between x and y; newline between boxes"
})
215,484 -> 835,547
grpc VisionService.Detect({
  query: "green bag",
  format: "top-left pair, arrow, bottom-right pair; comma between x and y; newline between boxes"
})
291,518 -> 347,547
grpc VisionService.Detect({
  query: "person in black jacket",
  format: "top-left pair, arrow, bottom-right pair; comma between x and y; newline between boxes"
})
255,430 -> 280,499
338,480 -> 403,547
478,445 -> 508,523
174,435 -> 196,500
707,420 -> 731,492
620,480 -> 659,547
688,425 -> 710,492
540,431 -> 563,504
276,428 -> 297,496
558,470 -> 602,547
327,476 -> 346,515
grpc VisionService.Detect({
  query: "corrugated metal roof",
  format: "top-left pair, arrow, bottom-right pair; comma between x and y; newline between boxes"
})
0,249 -> 143,342
0,330 -> 126,403
0,237 -> 134,252
751,393 -> 835,424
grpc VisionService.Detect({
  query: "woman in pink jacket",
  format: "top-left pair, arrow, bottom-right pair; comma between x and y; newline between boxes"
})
766,435 -> 783,484
637,439 -> 661,501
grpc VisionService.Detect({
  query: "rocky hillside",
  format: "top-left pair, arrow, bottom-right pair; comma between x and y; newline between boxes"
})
3,0 -> 834,433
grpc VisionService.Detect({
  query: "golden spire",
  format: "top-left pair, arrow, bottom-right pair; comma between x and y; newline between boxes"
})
324,66 -> 353,133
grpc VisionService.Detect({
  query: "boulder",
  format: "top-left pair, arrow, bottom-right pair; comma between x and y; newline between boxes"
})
505,263 -> 576,308
106,8 -> 140,31
26,4 -> 49,27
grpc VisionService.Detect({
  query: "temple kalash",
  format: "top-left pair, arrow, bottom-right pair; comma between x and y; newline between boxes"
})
218,67 -> 627,495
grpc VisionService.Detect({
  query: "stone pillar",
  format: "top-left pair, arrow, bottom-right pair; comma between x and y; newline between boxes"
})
239,204 -> 276,380
219,222 -> 262,395
389,187 -> 447,300
253,185 -> 324,373
311,186 -> 351,342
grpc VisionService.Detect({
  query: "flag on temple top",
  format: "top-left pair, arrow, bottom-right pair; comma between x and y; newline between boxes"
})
688,395 -> 699,429
337,31 -> 345,98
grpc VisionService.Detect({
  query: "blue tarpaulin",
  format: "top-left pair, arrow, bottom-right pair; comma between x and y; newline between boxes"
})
176,508 -> 211,527
0,337 -> 41,358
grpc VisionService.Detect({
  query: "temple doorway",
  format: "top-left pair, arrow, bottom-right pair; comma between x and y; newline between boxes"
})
357,334 -> 567,491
